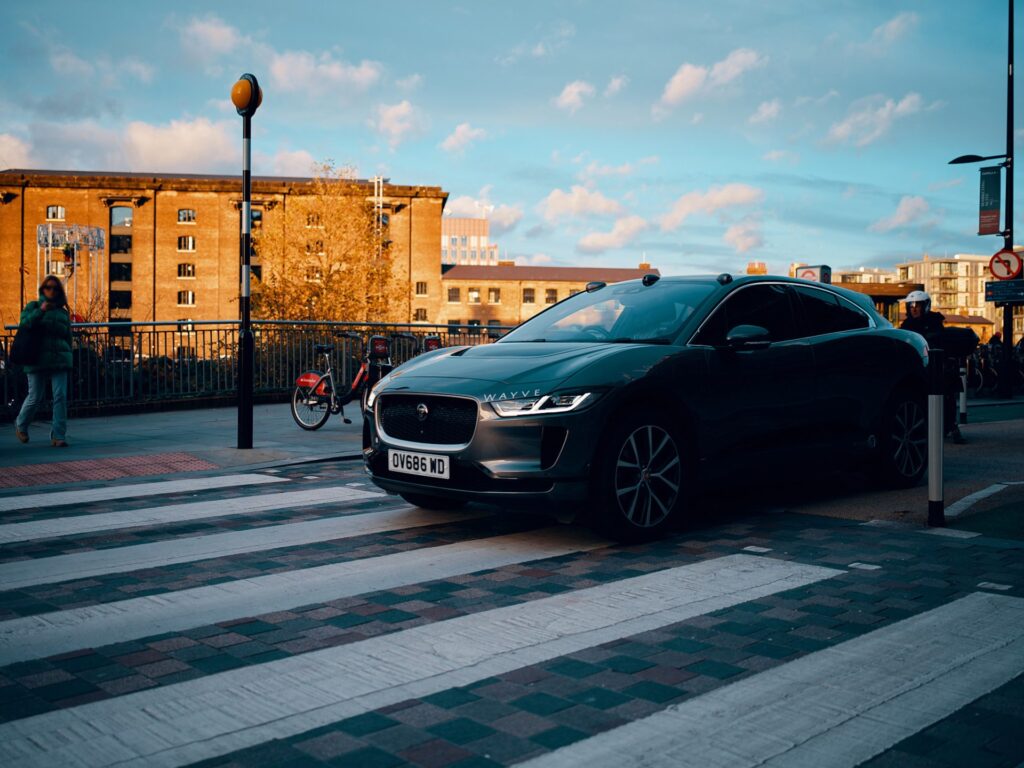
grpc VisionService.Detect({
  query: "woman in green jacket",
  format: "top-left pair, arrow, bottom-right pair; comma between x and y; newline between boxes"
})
14,275 -> 73,447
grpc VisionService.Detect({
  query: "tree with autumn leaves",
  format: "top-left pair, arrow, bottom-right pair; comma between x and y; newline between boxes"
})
251,162 -> 404,323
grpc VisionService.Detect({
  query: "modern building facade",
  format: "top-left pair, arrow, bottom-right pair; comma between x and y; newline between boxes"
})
0,169 -> 448,327
440,216 -> 500,266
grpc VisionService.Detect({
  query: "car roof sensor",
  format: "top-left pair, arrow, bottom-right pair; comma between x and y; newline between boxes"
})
717,273 -> 733,285
586,281 -> 606,292
642,274 -> 660,286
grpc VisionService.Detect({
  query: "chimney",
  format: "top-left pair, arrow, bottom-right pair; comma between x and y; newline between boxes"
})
497,259 -> 515,267
638,261 -> 651,271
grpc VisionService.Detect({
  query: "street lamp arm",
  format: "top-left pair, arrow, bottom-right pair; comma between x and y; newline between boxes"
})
948,153 -> 1010,164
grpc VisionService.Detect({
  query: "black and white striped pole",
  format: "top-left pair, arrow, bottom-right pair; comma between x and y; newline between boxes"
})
231,73 -> 262,449
928,348 -> 946,527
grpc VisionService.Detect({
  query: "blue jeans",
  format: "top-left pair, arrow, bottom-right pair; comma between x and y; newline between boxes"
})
16,370 -> 68,441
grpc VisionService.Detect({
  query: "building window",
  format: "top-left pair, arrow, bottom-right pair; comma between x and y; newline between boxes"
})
523,288 -> 535,304
109,290 -> 132,310
442,249 -> 448,259
450,236 -> 458,246
111,206 -> 132,227
414,308 -> 428,321
177,235 -> 196,252
415,281 -> 428,296
468,319 -> 481,335
46,205 -> 65,221
305,266 -> 323,283
447,287 -> 461,303
110,234 -> 132,254
461,250 -> 468,261
545,288 -> 558,304
448,319 -> 461,327
471,250 -> 478,261
487,319 -> 503,338
460,236 -> 468,246
251,264 -> 262,281
250,209 -> 262,229
569,289 -> 580,296
306,212 -> 322,228
380,213 -> 390,229
306,239 -> 324,256
176,290 -> 196,306
178,263 -> 196,279
177,319 -> 195,332
488,287 -> 501,304
177,208 -> 196,224
468,287 -> 481,304
109,262 -> 132,282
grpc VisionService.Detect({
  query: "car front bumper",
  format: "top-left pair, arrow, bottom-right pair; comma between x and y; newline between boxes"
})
363,395 -> 606,507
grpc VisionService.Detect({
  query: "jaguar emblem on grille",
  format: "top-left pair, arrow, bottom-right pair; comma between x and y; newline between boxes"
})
416,403 -> 429,421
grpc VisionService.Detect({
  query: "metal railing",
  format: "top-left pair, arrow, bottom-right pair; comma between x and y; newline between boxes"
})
1,320 -> 514,418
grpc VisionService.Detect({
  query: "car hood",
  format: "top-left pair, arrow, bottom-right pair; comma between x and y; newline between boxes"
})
379,342 -> 639,396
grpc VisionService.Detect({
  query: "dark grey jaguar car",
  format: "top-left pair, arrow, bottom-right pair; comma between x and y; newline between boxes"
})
363,274 -> 929,539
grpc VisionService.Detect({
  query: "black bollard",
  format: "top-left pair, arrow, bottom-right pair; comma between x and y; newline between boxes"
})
927,348 -> 945,527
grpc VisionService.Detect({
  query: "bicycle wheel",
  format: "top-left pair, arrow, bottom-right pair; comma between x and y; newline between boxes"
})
291,374 -> 332,430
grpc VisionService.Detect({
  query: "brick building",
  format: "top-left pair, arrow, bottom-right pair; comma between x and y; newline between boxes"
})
0,169 -> 447,327
436,262 -> 659,330
441,217 -> 500,266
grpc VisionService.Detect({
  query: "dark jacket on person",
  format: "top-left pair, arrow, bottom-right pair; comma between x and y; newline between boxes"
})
19,296 -> 73,373
901,310 -> 962,392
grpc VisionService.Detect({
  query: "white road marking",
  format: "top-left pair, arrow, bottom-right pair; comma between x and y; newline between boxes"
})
924,528 -> 981,539
0,474 -> 287,513
848,562 -> 881,570
978,582 -> 1013,591
0,508 -> 481,591
0,486 -> 382,545
0,554 -> 840,768
945,483 -> 1009,518
521,592 -> 1024,768
742,546 -> 772,553
0,528 -> 603,665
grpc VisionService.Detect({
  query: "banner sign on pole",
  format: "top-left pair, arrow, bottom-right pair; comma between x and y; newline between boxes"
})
978,165 -> 1002,235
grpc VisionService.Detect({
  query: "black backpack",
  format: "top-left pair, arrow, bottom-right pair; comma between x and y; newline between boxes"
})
9,321 -> 41,366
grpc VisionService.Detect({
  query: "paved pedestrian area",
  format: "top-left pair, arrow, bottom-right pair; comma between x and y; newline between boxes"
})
0,460 -> 1021,767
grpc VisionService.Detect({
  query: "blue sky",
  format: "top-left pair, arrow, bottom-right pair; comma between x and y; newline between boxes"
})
0,0 -> 1018,275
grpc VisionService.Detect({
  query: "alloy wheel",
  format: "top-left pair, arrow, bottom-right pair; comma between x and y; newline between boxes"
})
891,400 -> 927,478
614,425 -> 681,528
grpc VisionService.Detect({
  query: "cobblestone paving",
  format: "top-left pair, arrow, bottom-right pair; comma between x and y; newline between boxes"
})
0,458 -> 1020,768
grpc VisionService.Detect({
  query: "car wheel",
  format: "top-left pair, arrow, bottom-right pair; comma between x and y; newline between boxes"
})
593,414 -> 686,541
874,388 -> 928,488
399,492 -> 468,511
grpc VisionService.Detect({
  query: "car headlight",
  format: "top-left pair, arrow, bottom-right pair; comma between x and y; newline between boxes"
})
365,381 -> 383,409
491,392 -> 593,417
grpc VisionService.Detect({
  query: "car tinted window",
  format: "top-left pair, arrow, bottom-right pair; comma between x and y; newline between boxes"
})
694,284 -> 798,345
794,286 -> 869,336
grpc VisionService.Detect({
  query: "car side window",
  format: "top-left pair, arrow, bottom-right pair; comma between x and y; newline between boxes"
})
794,286 -> 869,337
694,284 -> 798,345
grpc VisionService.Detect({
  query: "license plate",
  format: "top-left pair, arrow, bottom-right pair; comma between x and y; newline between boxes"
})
389,449 -> 450,479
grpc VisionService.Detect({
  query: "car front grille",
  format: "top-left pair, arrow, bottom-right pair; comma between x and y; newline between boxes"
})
378,394 -> 478,445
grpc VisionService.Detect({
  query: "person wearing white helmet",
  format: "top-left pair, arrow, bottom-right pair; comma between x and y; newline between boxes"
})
900,290 -> 966,443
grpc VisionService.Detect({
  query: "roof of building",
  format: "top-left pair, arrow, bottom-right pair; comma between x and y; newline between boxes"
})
0,169 -> 446,198
943,314 -> 995,325
440,264 -> 659,283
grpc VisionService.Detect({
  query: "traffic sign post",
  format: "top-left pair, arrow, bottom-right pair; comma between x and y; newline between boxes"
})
986,280 -> 1024,304
989,248 -> 1023,280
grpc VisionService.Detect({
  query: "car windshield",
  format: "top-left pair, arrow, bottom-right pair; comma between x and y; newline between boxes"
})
499,280 -> 715,344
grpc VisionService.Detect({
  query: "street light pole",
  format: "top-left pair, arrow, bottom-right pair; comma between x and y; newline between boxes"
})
999,0 -> 1016,399
231,73 -> 262,448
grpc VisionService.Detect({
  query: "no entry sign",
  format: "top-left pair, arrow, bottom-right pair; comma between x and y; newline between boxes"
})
989,249 -> 1023,280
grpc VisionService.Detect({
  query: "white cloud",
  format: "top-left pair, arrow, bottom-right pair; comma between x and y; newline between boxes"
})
121,118 -> 235,172
708,48 -> 765,87
928,177 -> 964,192
577,215 -> 648,254
723,218 -> 763,252
440,122 -> 487,153
48,44 -> 153,84
539,185 -> 624,223
763,149 -> 799,164
180,15 -> 245,67
869,195 -> 930,232
445,186 -> 522,234
660,183 -> 765,231
121,58 -> 155,84
265,148 -> 317,176
396,73 -> 423,91
554,80 -> 596,114
795,89 -> 839,107
370,100 -> 424,148
579,161 -> 634,180
690,113 -> 705,125
517,253 -> 554,266
861,12 -> 919,52
50,47 -> 92,77
269,51 -> 381,95
0,134 -> 31,167
604,75 -> 629,97
498,21 -> 575,65
827,92 -> 922,147
655,48 -> 765,116
749,99 -> 781,124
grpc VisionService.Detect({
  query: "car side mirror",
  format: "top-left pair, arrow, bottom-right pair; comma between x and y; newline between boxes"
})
724,324 -> 771,350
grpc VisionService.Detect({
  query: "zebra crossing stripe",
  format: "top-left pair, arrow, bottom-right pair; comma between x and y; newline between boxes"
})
0,474 -> 287,512
0,554 -> 839,768
520,591 -> 1024,768
0,485 -> 382,545
0,507 -> 482,590
0,527 -> 604,665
